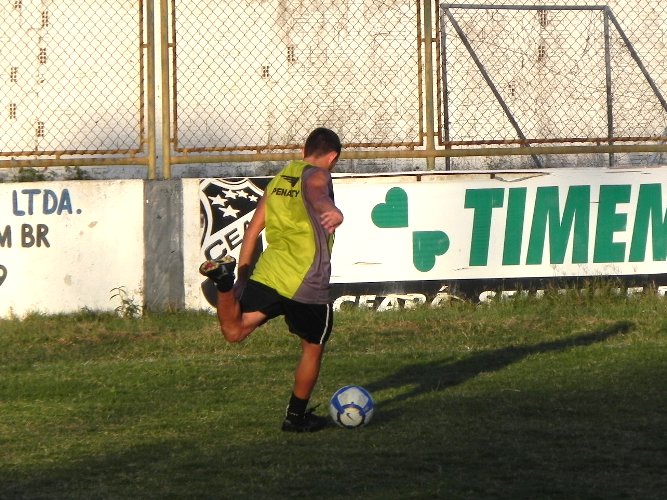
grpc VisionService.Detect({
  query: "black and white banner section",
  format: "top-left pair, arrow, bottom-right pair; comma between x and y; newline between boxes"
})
330,274 -> 667,311
199,178 -> 270,305
200,177 -> 270,260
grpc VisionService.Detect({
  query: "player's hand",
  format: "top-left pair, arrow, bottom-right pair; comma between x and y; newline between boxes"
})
320,209 -> 343,234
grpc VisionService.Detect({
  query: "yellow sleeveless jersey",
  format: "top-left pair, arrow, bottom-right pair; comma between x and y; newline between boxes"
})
250,160 -> 335,303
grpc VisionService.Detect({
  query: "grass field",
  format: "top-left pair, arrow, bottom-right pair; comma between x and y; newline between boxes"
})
1,288 -> 665,499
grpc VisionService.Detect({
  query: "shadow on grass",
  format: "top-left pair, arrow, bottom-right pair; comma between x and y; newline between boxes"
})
365,320 -> 635,416
4,320 -> 655,499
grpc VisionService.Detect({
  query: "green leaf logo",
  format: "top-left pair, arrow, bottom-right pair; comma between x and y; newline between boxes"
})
371,187 -> 408,228
413,231 -> 450,272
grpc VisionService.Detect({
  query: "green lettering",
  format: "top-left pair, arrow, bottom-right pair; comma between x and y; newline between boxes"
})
593,185 -> 630,263
629,183 -> 667,261
465,188 -> 504,266
527,186 -> 590,265
502,188 -> 526,265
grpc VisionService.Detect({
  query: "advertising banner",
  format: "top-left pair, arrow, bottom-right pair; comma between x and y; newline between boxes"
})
192,168 -> 667,312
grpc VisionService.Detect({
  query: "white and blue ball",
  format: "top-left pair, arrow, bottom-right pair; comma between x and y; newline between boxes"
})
329,385 -> 375,429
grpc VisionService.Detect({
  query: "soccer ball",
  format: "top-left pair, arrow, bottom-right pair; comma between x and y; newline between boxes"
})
329,385 -> 375,429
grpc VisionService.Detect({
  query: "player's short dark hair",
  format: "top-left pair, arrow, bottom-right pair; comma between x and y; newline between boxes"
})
304,127 -> 342,158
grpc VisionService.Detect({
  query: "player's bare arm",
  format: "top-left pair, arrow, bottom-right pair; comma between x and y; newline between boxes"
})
304,168 -> 343,234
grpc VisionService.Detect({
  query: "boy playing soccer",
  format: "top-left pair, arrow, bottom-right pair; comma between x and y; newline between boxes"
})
199,127 -> 344,432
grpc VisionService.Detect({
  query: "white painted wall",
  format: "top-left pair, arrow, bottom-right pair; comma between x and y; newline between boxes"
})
0,180 -> 144,317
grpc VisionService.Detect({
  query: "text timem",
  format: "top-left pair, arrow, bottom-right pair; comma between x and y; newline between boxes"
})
465,183 -> 667,266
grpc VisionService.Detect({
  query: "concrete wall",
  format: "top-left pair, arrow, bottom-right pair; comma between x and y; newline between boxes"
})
144,180 -> 184,310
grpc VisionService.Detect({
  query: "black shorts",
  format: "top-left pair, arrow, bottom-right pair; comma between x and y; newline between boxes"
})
240,279 -> 333,345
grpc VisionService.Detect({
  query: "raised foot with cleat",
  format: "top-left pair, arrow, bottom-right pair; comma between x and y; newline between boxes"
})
199,255 -> 237,283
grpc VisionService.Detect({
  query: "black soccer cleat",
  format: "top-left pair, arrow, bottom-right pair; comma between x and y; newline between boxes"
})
281,408 -> 329,433
199,255 -> 236,280
199,255 -> 236,292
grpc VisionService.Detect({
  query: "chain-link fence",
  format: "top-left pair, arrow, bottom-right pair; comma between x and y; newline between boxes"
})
1,1 -> 666,177
0,1 -> 146,159
438,1 -> 667,168
171,0 -> 422,153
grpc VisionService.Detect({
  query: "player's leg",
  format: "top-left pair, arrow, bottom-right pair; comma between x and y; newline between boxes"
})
293,339 -> 324,400
200,256 -> 266,343
214,290 -> 266,343
282,340 -> 327,433
281,302 -> 333,433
